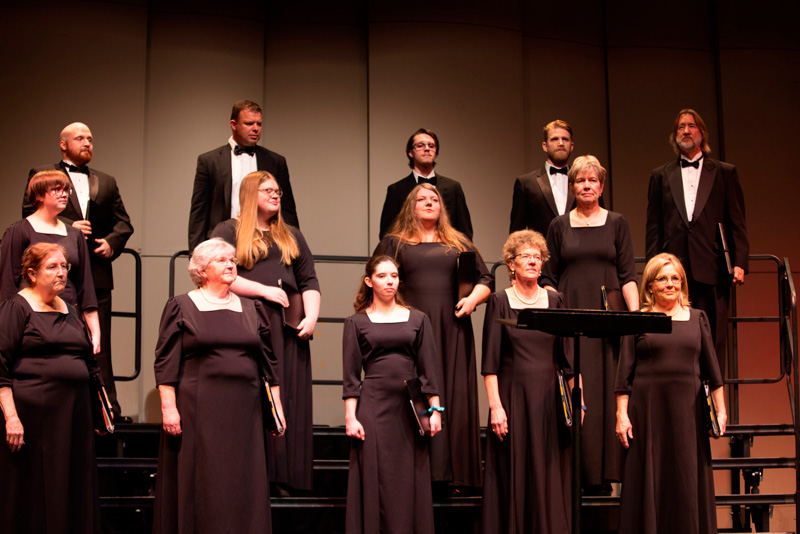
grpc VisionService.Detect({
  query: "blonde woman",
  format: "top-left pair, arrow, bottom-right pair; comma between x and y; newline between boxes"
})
615,253 -> 725,534
211,170 -> 320,491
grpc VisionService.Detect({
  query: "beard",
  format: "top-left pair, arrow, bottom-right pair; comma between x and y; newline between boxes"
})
548,149 -> 570,167
67,147 -> 93,166
678,136 -> 697,154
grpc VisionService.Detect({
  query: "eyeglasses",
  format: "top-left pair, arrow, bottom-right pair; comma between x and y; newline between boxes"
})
211,256 -> 239,266
43,262 -> 71,272
654,275 -> 681,286
513,253 -> 542,263
413,142 -> 436,151
48,187 -> 72,197
258,187 -> 283,197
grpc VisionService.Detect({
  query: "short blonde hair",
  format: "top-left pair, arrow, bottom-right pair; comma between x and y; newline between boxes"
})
568,155 -> 606,186
641,253 -> 690,311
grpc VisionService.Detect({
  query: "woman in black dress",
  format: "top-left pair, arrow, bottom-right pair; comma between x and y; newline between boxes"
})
373,183 -> 492,488
482,230 -> 577,534
343,255 -> 442,534
540,155 -> 638,491
0,243 -> 102,533
211,170 -> 320,491
615,253 -> 726,534
153,238 -> 283,534
0,170 -> 99,354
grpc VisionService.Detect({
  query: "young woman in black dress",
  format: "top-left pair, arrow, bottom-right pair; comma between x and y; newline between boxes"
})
373,183 -> 492,488
343,255 -> 442,534
211,170 -> 320,491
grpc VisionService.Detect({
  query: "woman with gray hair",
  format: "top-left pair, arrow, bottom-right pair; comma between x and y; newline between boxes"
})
481,230 -> 577,534
540,155 -> 638,494
152,238 -> 283,534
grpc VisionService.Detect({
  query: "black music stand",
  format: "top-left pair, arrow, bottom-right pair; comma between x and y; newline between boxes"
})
499,308 -> 671,534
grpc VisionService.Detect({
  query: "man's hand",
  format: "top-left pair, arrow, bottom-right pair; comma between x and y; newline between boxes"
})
94,238 -> 113,258
733,266 -> 745,285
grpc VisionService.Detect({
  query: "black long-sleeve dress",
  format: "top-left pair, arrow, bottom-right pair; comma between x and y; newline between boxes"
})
481,289 -> 573,534
373,236 -> 493,486
615,309 -> 723,534
540,211 -> 637,485
0,219 -> 97,309
212,219 -> 320,490
0,294 -> 100,533
152,295 -> 278,534
342,309 -> 439,534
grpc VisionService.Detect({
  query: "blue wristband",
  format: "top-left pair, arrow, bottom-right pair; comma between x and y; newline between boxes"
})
581,405 -> 588,411
427,406 -> 445,414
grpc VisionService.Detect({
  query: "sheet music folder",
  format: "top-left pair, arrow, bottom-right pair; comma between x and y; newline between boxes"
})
496,308 -> 672,337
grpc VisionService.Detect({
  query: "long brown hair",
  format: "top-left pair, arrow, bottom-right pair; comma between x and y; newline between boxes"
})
386,183 -> 470,252
353,255 -> 408,313
235,171 -> 299,269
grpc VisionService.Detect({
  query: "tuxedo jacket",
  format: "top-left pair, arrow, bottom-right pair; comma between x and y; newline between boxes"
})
23,162 -> 134,290
188,144 -> 298,251
378,173 -> 473,240
645,157 -> 749,286
509,166 -> 578,236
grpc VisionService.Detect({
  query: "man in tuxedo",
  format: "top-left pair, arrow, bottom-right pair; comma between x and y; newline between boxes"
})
188,99 -> 299,251
24,122 -> 134,419
509,119 -> 578,236
646,108 -> 749,373
379,128 -> 473,240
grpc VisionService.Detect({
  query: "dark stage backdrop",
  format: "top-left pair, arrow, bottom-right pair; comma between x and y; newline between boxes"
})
1,1 -> 798,527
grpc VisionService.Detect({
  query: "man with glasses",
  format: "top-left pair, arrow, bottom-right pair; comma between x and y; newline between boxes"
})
379,127 -> 473,240
24,122 -> 134,420
646,108 -> 749,374
188,99 -> 298,252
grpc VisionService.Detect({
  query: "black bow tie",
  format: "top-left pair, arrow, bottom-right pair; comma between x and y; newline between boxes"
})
418,176 -> 437,186
549,166 -> 568,175
233,145 -> 256,156
680,158 -> 700,169
64,163 -> 88,174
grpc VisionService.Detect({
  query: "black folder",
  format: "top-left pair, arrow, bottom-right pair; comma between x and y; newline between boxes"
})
557,370 -> 573,428
278,278 -> 305,330
405,377 -> 431,436
718,223 -> 734,277
456,250 -> 477,300
261,377 -> 285,435
90,373 -> 114,434
703,382 -> 721,437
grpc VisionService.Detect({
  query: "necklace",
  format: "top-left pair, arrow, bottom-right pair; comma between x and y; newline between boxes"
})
654,305 -> 681,317
200,287 -> 232,305
513,284 -> 542,306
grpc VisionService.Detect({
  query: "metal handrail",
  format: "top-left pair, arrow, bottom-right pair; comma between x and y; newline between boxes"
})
728,255 -> 787,385
113,248 -> 142,382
